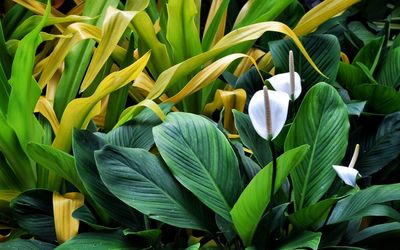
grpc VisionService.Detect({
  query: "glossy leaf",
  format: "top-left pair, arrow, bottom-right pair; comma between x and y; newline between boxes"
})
56,232 -> 133,250
352,84 -> 400,114
72,129 -> 143,229
377,47 -> 400,88
95,145 -> 212,231
349,222 -> 400,244
285,82 -> 349,210
231,145 -> 309,246
0,239 -> 55,250
153,112 -> 242,221
328,183 -> 400,224
275,231 -> 321,250
353,36 -> 384,73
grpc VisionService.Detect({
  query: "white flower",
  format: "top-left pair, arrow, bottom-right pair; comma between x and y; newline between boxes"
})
268,72 -> 302,100
248,88 -> 290,140
332,144 -> 361,187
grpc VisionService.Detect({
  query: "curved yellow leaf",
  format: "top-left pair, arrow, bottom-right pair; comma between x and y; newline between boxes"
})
0,190 -> 20,202
147,21 -> 323,101
204,89 -> 247,133
116,99 -> 167,128
53,52 -> 150,152
164,53 -> 256,104
35,96 -> 60,135
294,0 -> 361,36
80,7 -> 138,92
53,192 -> 84,243
234,48 -> 265,76
340,51 -> 350,64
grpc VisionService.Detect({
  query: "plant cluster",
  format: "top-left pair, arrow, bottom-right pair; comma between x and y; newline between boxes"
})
0,0 -> 400,249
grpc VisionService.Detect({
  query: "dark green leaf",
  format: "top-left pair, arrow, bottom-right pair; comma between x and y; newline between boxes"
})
285,82 -> 350,210
349,222 -> 400,244
353,36 -> 384,73
337,62 -> 370,93
72,205 -> 118,231
72,129 -> 143,229
346,101 -> 366,116
276,231 -> 321,250
356,112 -> 400,175
153,112 -> 242,221
95,145 -> 213,231
233,110 -> 271,166
328,183 -> 400,224
10,189 -> 56,242
0,239 -> 55,250
377,47 -> 400,88
270,34 -> 340,91
56,232 -> 134,250
123,228 -> 161,244
352,84 -> 400,114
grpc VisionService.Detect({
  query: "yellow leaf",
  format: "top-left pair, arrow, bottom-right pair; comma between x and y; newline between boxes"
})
0,190 -> 20,202
35,96 -> 60,134
204,89 -> 247,133
53,52 -> 150,152
340,51 -> 350,64
294,0 -> 361,36
234,48 -> 265,76
80,7 -> 138,92
53,192 -> 84,243
116,99 -> 167,128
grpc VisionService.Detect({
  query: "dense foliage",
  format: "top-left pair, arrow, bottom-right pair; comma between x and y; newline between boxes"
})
0,0 -> 400,249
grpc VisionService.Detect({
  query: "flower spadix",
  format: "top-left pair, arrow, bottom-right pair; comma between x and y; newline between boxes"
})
248,86 -> 290,140
268,50 -> 302,100
332,144 -> 361,187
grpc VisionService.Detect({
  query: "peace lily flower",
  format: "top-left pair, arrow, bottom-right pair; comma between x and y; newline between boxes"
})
332,144 -> 361,187
248,87 -> 290,140
268,51 -> 302,101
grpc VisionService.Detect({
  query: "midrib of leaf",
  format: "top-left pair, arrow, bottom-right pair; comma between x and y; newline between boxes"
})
175,123 -> 232,219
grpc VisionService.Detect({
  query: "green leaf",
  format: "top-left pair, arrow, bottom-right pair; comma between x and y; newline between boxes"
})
352,84 -> 400,114
377,47 -> 400,88
285,82 -> 350,210
27,143 -> 84,192
288,198 -> 337,230
337,62 -> 369,93
328,183 -> 400,224
10,189 -> 56,242
0,239 -> 55,250
153,112 -> 242,221
270,34 -> 340,90
353,36 -> 384,73
123,228 -> 161,244
233,110 -> 271,166
105,103 -> 172,149
72,205 -> 118,231
72,129 -> 144,229
166,0 -> 202,64
231,145 -> 309,246
275,231 -> 321,250
349,222 -> 400,244
346,101 -> 366,116
95,145 -> 213,231
56,232 -> 134,250
356,112 -> 400,175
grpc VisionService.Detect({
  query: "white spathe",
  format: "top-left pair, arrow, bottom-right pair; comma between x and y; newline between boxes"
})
332,165 -> 360,187
268,72 -> 302,100
248,89 -> 290,140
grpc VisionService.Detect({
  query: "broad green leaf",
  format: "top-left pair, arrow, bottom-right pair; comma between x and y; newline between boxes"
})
328,183 -> 400,224
56,232 -> 134,250
232,110 -> 271,166
10,189 -> 56,242
293,0 -> 361,36
73,205 -> 118,231
106,103 -> 172,149
0,153 -> 19,190
275,231 -> 321,250
232,142 -> 261,180
285,82 -> 349,210
53,192 -> 85,243
269,34 -> 340,90
352,84 -> 400,114
27,143 -> 85,192
53,52 -> 150,152
356,112 -> 400,175
231,145 -> 309,246
95,145 -> 213,231
233,0 -> 294,29
337,62 -> 369,93
125,0 -> 149,11
346,101 -> 366,116
0,239 -> 55,250
349,222 -> 400,244
153,112 -> 242,221
288,198 -> 337,230
377,47 -> 400,88
123,229 -> 161,244
73,129 -> 144,229
353,36 -> 384,73
166,0 -> 202,64
80,7 -> 137,92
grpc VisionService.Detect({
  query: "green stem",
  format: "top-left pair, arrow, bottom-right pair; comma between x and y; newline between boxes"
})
144,215 -> 150,230
269,140 -> 277,203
